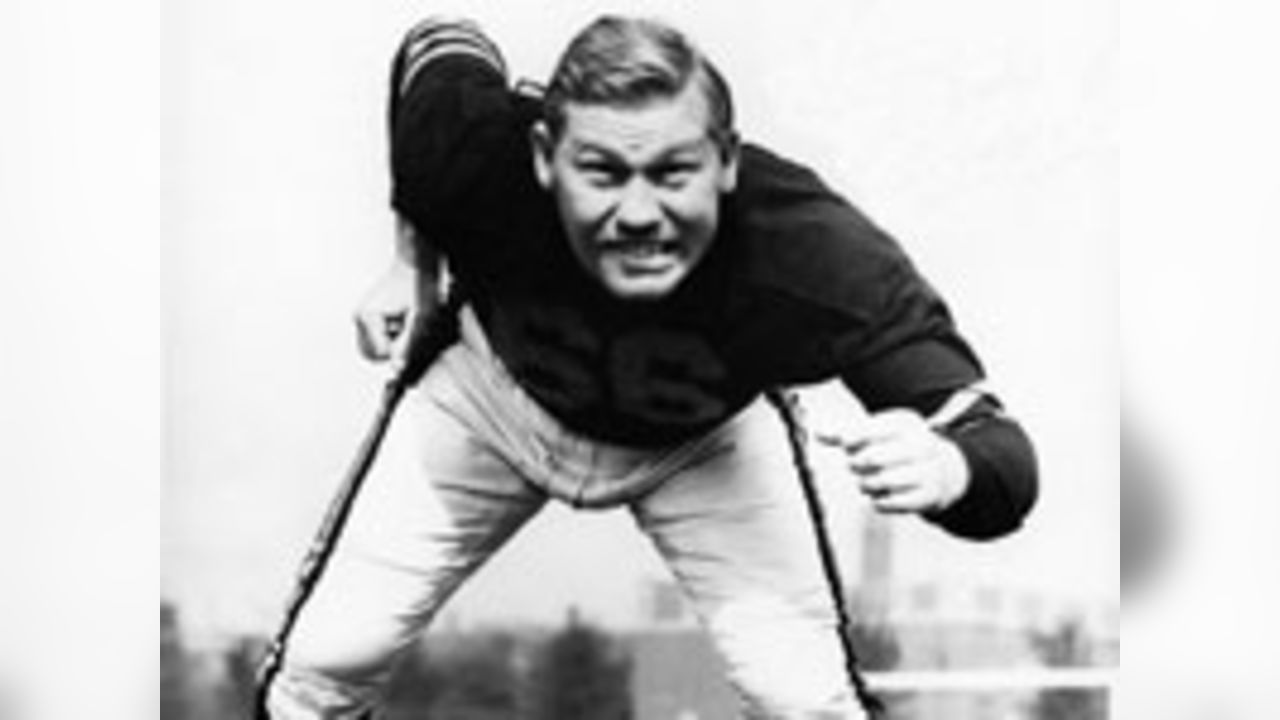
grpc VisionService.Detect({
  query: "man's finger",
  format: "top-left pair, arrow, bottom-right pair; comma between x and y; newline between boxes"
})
389,325 -> 411,359
815,432 -> 871,454
858,464 -> 926,496
828,409 -> 926,450
385,314 -> 406,339
387,316 -> 421,370
846,436 -> 927,474
871,487 -> 935,513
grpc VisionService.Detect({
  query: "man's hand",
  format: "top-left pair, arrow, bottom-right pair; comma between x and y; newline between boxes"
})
356,216 -> 444,371
354,257 -> 437,370
818,409 -> 970,515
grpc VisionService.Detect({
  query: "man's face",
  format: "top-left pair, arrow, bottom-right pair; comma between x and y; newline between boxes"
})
533,85 -> 739,301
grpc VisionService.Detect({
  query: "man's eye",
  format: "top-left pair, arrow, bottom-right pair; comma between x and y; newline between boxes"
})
578,163 -> 625,185
653,164 -> 696,187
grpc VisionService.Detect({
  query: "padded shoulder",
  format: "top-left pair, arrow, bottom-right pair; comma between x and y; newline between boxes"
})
730,144 -> 918,324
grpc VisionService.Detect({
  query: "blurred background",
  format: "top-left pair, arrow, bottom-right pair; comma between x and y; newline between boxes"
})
156,1 -> 1116,718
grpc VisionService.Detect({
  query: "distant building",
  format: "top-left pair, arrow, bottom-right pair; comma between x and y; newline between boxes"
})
628,578 -> 733,720
875,580 -> 1041,720
627,631 -> 737,720
850,508 -> 1117,720
624,506 -> 1117,720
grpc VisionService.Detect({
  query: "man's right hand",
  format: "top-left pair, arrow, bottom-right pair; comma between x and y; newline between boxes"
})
354,256 -> 437,370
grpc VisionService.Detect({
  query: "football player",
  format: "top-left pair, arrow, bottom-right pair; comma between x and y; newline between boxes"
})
264,15 -> 1037,719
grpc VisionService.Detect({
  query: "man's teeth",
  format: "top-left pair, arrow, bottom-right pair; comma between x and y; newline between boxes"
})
611,241 -> 672,257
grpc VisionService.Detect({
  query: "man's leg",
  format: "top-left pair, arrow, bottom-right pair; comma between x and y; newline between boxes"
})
265,349 -> 546,719
631,398 -> 871,719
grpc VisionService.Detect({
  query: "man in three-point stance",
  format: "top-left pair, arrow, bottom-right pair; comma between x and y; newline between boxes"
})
263,15 -> 1038,719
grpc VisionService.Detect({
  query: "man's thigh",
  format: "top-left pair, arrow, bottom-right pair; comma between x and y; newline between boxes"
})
631,399 -> 863,715
282,359 -> 546,680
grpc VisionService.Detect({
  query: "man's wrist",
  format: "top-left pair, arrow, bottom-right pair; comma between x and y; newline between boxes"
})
394,216 -> 442,274
934,434 -> 971,512
921,412 -> 1038,540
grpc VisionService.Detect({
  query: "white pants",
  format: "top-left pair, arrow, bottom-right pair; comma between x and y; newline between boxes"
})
267,309 -> 868,719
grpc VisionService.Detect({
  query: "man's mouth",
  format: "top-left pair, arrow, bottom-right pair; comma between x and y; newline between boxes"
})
602,239 -> 680,267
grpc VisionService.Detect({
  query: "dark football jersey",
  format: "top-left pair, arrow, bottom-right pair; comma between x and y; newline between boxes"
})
391,53 -> 983,446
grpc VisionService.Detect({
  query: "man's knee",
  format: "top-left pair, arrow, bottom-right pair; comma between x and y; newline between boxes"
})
262,661 -> 382,720
259,622 -> 404,720
705,595 -> 867,717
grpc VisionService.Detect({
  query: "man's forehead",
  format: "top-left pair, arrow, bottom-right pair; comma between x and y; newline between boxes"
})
559,87 -> 715,155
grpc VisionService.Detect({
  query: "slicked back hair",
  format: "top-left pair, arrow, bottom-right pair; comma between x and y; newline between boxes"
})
543,15 -> 736,152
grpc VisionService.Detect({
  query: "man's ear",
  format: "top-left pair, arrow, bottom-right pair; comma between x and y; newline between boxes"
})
530,121 -> 555,190
718,131 -> 741,194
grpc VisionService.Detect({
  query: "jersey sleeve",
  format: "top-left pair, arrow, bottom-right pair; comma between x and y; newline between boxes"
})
733,145 -> 986,410
832,252 -> 985,412
920,393 -> 1039,539
734,146 -> 1037,539
819,219 -> 1041,540
387,18 -> 513,248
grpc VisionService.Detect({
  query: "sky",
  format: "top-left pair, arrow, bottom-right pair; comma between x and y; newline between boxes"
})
153,0 -> 1118,642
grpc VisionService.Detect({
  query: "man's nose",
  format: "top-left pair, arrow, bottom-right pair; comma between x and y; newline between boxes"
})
615,180 -> 662,235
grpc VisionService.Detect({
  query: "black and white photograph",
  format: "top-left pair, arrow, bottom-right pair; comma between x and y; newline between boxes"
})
12,0 -> 1280,718
160,2 -> 1114,718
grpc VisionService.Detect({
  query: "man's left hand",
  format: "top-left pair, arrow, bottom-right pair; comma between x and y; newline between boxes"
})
819,409 -> 969,515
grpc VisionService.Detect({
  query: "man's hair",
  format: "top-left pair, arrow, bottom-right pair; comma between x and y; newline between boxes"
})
543,15 -> 736,150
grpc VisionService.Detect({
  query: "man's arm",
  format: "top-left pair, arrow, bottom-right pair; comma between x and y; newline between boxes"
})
387,17 -> 510,241
356,17 -> 507,366
823,383 -> 1037,540
735,146 -> 1038,540
922,390 -> 1038,539
751,155 -> 1038,539
830,281 -> 1039,540
816,381 -> 1037,541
